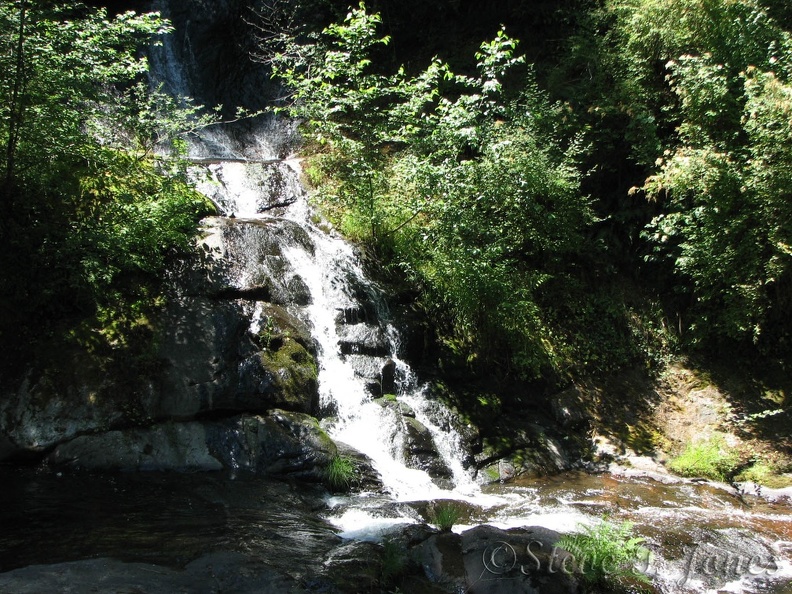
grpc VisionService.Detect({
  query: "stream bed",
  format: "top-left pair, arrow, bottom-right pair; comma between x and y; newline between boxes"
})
1,464 -> 791,593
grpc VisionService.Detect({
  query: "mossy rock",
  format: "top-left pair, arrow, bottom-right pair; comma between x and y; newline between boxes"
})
259,337 -> 319,414
257,304 -> 315,354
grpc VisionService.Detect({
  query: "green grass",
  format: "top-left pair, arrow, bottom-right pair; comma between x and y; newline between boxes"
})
557,520 -> 652,589
429,502 -> 461,532
324,455 -> 357,492
668,434 -> 740,482
735,460 -> 792,489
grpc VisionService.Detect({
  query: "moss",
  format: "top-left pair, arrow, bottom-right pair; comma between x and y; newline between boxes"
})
482,464 -> 501,482
260,337 -> 318,410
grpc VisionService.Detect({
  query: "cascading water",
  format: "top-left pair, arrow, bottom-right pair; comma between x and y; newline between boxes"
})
206,159 -> 479,504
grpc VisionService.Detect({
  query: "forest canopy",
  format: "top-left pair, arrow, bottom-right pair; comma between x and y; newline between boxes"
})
268,0 -> 792,382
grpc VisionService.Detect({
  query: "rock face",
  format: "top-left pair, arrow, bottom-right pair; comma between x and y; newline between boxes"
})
0,216 -> 327,473
47,410 -> 337,480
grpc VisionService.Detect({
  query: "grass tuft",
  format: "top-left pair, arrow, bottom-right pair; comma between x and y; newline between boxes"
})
325,455 -> 357,492
668,433 -> 740,482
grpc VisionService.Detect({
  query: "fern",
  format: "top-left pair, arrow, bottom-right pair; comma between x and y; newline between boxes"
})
557,520 -> 652,588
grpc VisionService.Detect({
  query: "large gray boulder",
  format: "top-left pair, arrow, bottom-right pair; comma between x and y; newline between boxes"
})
411,525 -> 581,594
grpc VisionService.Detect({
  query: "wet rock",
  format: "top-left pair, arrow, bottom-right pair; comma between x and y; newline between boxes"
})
412,531 -> 466,591
238,337 -> 319,415
337,323 -> 389,357
49,411 -> 337,480
381,359 -> 397,395
336,305 -> 376,325
0,352 -> 132,461
410,525 -> 580,594
154,294 -> 251,418
334,440 -> 384,492
374,395 -> 416,418
48,422 -> 222,472
400,417 -> 452,480
254,303 -> 315,353
198,162 -> 302,216
321,541 -> 383,592
285,274 -> 312,306
208,411 -> 337,480
0,553 -> 303,594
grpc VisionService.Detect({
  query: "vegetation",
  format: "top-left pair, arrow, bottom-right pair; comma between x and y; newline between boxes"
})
380,538 -> 408,586
0,1 -> 216,374
735,458 -> 792,489
428,501 -> 461,532
265,0 -> 792,405
270,3 -> 669,383
557,519 -> 652,589
324,454 -> 357,491
668,434 -> 741,481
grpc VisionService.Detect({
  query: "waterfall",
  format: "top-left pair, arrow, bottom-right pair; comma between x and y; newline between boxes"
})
145,0 -> 478,506
203,159 -> 477,503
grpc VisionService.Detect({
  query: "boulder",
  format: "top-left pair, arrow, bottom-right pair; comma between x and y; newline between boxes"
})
410,525 -> 580,594
400,417 -> 452,480
48,422 -> 222,472
321,541 -> 383,593
0,353 -> 130,461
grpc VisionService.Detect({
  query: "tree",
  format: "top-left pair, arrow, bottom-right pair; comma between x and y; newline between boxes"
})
634,0 -> 792,352
270,4 -> 596,379
0,1 -> 215,365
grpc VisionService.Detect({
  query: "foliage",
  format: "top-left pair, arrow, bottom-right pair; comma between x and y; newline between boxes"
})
548,0 -> 792,355
735,458 -> 792,488
667,434 -> 741,481
271,3 -> 608,380
380,538 -> 408,585
557,520 -> 652,589
429,501 -> 461,532
324,455 -> 357,492
0,2 -> 216,365
638,2 -> 792,351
